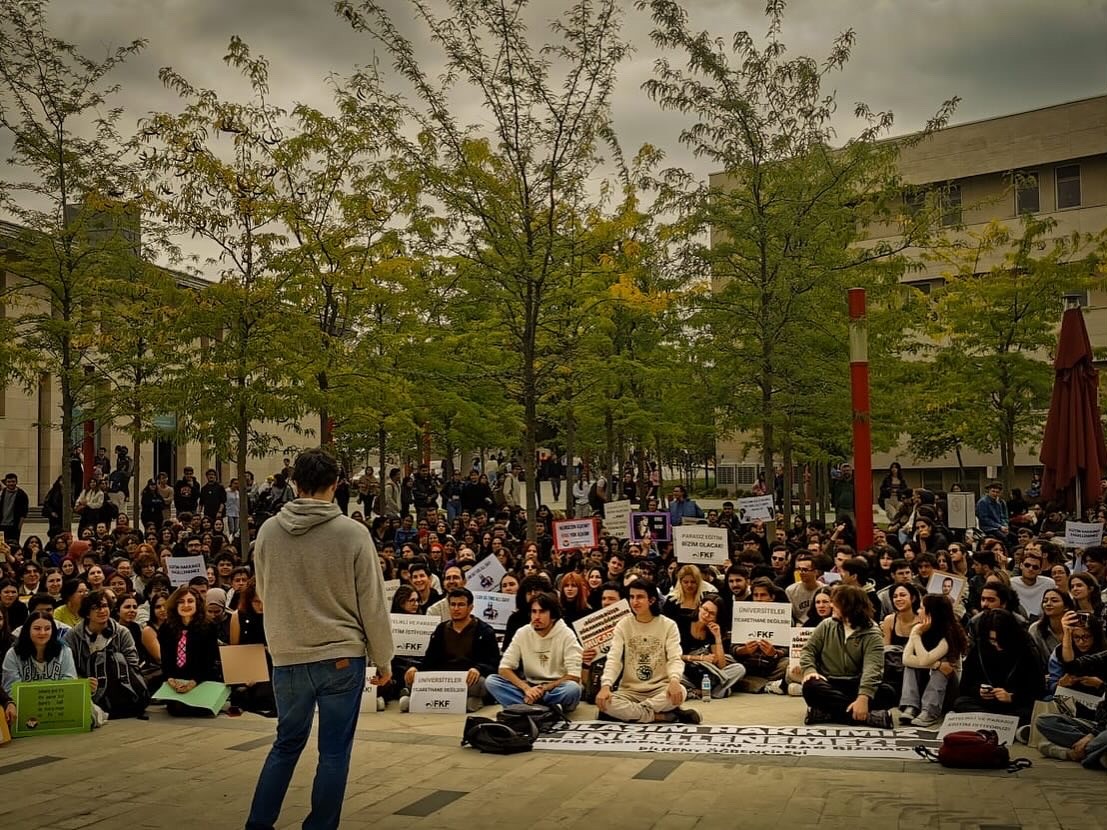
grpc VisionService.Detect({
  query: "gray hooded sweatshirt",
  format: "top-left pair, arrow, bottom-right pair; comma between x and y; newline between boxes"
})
254,499 -> 394,670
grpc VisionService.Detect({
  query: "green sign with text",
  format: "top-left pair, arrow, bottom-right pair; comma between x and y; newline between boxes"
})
11,680 -> 92,737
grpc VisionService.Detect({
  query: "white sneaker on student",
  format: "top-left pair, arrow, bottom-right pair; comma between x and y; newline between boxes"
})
911,710 -> 941,729
377,696 -> 386,712
399,695 -> 410,713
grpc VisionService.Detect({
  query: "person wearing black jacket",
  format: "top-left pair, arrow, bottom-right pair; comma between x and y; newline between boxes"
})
952,608 -> 1043,725
403,588 -> 500,712
157,585 -> 221,716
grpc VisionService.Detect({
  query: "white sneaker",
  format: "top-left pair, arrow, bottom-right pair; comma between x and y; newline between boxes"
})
399,695 -> 410,713
376,696 -> 386,712
911,710 -> 941,729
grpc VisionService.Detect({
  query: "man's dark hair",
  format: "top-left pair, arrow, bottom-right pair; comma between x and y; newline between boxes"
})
59,579 -> 85,603
891,558 -> 911,573
188,576 -> 210,588
980,580 -> 1012,607
408,559 -> 432,578
626,578 -> 660,616
725,564 -> 751,579
291,448 -> 340,494
79,589 -> 110,619
915,552 -> 938,567
446,587 -> 474,605
841,556 -> 869,581
1085,546 -> 1107,565
517,574 -> 554,609
27,592 -> 57,613
973,549 -> 998,570
599,581 -> 625,599
530,591 -> 563,620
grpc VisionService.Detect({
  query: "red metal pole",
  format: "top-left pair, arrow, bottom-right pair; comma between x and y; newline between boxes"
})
848,288 -> 874,551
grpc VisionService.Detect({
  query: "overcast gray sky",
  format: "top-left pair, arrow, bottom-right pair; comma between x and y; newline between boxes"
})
9,0 -> 1107,243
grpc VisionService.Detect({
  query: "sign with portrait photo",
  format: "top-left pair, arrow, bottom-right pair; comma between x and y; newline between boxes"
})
926,573 -> 966,602
630,512 -> 671,543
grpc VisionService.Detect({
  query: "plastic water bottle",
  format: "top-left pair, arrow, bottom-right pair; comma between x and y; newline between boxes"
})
701,674 -> 712,702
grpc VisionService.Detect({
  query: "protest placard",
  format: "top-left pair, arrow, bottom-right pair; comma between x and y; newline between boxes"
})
219,645 -> 270,684
10,680 -> 92,737
1065,521 -> 1104,549
390,613 -> 440,657
603,500 -> 632,539
409,671 -> 468,714
573,599 -> 631,651
821,571 -> 841,585
383,579 -> 400,605
731,602 -> 793,647
1053,686 -> 1105,714
926,573 -> 966,602
152,681 -> 231,716
736,495 -> 775,523
673,525 -> 730,566
553,518 -> 599,552
360,666 -> 378,715
947,493 -> 977,529
788,627 -> 814,670
471,591 -> 514,630
937,712 -> 1020,747
630,512 -> 671,543
166,555 -> 206,587
466,555 -> 506,593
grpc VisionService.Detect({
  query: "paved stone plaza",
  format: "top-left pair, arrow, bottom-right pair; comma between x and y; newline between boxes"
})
0,695 -> 1101,830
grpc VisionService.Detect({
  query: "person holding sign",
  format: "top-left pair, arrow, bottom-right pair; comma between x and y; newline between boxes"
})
730,578 -> 791,694
403,588 -> 499,713
2,611 -> 77,695
799,584 -> 896,729
486,593 -> 583,711
597,579 -> 701,724
247,448 -> 394,830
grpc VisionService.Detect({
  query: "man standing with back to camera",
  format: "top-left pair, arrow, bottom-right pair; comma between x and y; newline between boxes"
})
246,448 -> 394,830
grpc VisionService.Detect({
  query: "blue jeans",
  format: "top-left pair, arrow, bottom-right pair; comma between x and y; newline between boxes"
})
245,657 -> 366,830
485,673 -> 581,711
1036,714 -> 1107,769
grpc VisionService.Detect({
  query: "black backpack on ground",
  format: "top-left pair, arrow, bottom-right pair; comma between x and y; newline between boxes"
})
497,702 -> 569,735
461,715 -> 538,755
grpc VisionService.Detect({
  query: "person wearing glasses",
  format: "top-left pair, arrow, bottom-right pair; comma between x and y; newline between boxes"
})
1011,550 -> 1055,621
65,589 -> 148,720
1035,611 -> 1107,766
785,553 -> 823,624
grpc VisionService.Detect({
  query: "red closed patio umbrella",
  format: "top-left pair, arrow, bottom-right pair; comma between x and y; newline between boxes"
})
1038,307 -> 1107,515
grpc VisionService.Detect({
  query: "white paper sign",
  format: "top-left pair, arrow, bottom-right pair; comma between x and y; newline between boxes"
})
166,555 -> 206,587
1053,687 -> 1105,712
788,627 -> 814,670
409,670 -> 468,714
821,571 -> 842,585
731,601 -> 793,647
938,712 -> 1020,747
390,613 -> 440,658
359,665 -> 378,715
1065,521 -> 1104,549
471,591 -> 514,630
553,518 -> 598,551
736,495 -> 775,523
383,579 -> 400,605
466,555 -> 507,593
673,525 -> 730,566
603,501 -> 632,539
572,599 -> 632,651
926,573 -> 966,601
947,493 -> 977,529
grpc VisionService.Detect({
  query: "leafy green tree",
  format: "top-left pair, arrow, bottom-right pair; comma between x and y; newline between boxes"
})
139,38 -> 313,554
0,0 -> 144,523
338,0 -> 630,538
910,216 -> 1106,490
636,0 -> 957,515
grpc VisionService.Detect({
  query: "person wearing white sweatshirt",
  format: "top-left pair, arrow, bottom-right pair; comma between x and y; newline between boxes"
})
487,592 -> 583,711
899,594 -> 968,728
597,579 -> 702,725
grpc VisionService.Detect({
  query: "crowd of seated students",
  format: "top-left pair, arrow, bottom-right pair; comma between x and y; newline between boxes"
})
1,474 -> 1106,772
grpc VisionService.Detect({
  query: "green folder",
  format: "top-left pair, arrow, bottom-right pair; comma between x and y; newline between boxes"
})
11,679 -> 93,737
152,681 -> 231,715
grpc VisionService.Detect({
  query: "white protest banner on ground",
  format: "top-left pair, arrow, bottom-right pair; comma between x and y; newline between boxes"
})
553,518 -> 598,552
383,579 -> 400,605
466,555 -> 506,593
938,712 -> 1020,747
1065,521 -> 1104,549
572,600 -> 631,651
1053,687 -> 1105,713
167,555 -> 206,587
359,666 -> 378,715
471,591 -> 514,630
390,614 -> 440,658
533,721 -> 941,758
409,671 -> 468,714
788,627 -> 813,670
736,496 -> 774,523
947,493 -> 977,529
604,501 -> 632,539
731,602 -> 792,647
673,525 -> 730,566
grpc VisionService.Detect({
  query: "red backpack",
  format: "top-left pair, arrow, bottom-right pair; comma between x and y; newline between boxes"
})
915,729 -> 1032,772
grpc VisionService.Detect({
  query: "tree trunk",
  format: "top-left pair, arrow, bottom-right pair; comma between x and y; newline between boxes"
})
318,369 -> 331,445
60,372 -> 74,534
604,407 -> 615,481
132,425 -> 142,529
523,357 -> 538,542
237,403 -> 250,561
564,409 -> 576,516
782,436 -> 794,525
378,424 -> 387,497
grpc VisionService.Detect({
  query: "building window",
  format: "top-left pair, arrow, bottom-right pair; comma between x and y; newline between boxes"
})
903,186 -> 927,216
1057,164 -> 1081,209
921,469 -> 944,492
940,183 -> 962,227
1015,172 -> 1039,215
